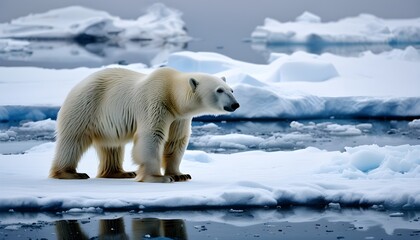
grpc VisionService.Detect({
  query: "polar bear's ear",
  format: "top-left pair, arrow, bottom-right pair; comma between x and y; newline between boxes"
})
189,78 -> 199,92
221,76 -> 226,82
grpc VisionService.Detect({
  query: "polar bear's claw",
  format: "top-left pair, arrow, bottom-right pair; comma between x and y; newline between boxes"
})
171,174 -> 192,182
77,173 -> 90,179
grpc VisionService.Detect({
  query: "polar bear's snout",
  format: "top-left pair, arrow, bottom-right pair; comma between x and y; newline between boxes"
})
221,90 -> 240,112
224,102 -> 240,112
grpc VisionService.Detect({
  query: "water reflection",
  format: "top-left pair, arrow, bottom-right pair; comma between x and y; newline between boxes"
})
54,217 -> 187,240
132,218 -> 187,239
0,40 -> 187,68
55,220 -> 89,240
252,42 -> 420,60
1,208 -> 420,239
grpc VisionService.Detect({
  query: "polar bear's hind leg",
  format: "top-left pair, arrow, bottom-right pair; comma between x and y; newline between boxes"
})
96,145 -> 136,178
50,134 -> 92,179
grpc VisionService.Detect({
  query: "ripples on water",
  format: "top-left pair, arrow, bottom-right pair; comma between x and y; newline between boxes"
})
1,208 -> 419,239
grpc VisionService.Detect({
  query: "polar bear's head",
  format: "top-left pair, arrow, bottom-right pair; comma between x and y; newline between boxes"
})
189,74 -> 240,115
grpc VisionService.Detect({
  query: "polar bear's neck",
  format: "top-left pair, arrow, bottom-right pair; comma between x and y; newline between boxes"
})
169,80 -> 202,118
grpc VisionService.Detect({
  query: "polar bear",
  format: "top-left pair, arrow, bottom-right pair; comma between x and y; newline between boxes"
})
50,67 -> 239,183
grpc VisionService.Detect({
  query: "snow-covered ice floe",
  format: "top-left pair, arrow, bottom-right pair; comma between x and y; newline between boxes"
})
0,4 -> 189,43
251,12 -> 420,45
0,143 -> 419,211
169,49 -> 420,119
1,48 -> 420,121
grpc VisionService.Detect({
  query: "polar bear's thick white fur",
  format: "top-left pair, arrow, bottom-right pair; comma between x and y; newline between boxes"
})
50,67 -> 239,183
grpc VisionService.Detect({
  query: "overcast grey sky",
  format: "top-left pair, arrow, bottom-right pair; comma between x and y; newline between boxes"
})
1,0 -> 419,22
2,0 -> 419,37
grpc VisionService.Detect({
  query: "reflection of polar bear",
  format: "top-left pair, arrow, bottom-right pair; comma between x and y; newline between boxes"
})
54,217 -> 186,240
50,67 -> 239,183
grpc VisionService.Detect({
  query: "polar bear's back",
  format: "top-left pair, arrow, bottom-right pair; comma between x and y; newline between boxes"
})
57,68 -> 146,142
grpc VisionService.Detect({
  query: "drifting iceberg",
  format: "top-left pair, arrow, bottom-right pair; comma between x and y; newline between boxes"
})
0,4 -> 189,66
251,12 -> 420,45
0,4 -> 189,43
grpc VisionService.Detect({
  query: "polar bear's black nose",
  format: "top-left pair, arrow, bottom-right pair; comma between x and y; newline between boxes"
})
231,103 -> 240,110
224,102 -> 240,112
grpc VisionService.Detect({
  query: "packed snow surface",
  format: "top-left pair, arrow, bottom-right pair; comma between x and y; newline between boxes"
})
251,12 -> 420,44
0,4 -> 189,43
0,142 -> 419,211
1,48 -> 420,122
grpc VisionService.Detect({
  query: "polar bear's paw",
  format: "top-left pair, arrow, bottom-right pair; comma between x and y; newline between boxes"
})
98,171 -> 137,179
50,170 -> 90,179
137,175 -> 175,183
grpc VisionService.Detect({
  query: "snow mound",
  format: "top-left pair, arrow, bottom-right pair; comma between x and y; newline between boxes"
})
0,4 -> 189,43
0,143 -> 419,211
350,149 -> 385,173
251,13 -> 420,44
278,60 -> 338,82
183,150 -> 213,163
408,119 -> 420,128
378,46 -> 420,61
322,145 -> 420,179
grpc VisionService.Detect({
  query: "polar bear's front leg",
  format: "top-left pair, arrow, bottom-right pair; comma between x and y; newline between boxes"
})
132,127 -> 174,183
163,119 -> 192,182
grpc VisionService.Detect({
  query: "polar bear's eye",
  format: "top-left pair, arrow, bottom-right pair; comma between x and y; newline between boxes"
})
216,88 -> 224,93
